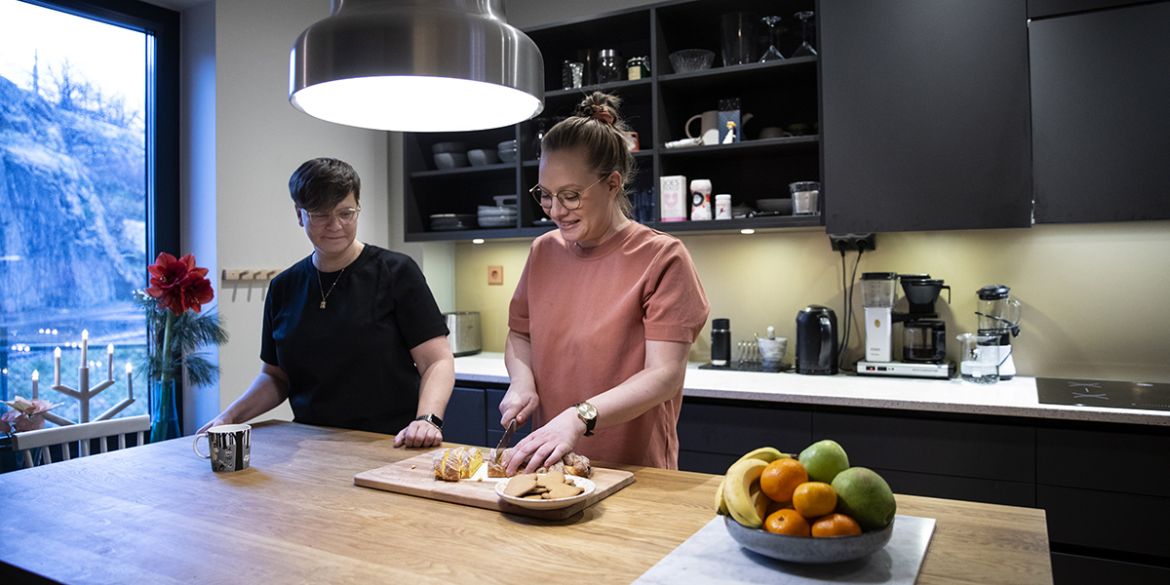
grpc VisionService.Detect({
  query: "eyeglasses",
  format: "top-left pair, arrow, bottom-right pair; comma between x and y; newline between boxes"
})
528,175 -> 608,211
300,207 -> 361,227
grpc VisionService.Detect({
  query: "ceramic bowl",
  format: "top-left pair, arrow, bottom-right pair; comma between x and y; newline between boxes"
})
432,141 -> 467,154
724,516 -> 895,564
433,152 -> 469,170
495,475 -> 596,510
756,198 -> 793,214
669,49 -> 715,74
467,149 -> 500,167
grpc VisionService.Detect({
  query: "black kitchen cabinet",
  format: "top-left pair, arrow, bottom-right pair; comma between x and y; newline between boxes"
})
1030,1 -> 1170,223
441,386 -> 488,446
1028,0 -> 1150,18
820,0 -> 1032,232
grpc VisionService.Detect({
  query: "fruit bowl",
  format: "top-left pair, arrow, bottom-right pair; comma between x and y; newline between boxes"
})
724,515 -> 894,564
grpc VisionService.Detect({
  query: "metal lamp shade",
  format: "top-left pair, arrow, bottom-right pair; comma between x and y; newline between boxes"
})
290,0 -> 544,132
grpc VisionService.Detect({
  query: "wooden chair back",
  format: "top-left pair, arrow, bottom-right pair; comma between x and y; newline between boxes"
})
11,414 -> 152,469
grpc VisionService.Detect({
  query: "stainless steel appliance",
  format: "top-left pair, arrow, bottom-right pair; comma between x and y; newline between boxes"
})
976,284 -> 1022,380
443,312 -> 482,357
796,305 -> 838,375
857,274 -> 954,379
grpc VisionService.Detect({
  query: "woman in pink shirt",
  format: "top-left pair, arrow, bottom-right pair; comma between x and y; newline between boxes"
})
502,93 -> 710,472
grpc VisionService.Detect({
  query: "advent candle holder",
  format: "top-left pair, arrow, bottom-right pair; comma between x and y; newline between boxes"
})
42,330 -> 135,425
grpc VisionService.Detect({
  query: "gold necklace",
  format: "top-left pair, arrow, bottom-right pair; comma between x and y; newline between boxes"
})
315,264 -> 346,310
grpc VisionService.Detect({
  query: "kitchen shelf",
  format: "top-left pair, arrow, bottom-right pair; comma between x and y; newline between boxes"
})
657,57 -> 818,90
401,0 -> 823,242
659,136 -> 819,159
410,162 -> 516,179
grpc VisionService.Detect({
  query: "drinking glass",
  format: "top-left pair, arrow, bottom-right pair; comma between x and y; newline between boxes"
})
792,11 -> 817,57
759,16 -> 785,62
721,12 -> 759,67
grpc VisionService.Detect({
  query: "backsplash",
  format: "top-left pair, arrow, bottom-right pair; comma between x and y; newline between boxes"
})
453,221 -> 1170,382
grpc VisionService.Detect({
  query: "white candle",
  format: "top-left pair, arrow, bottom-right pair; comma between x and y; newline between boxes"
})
125,362 -> 134,399
32,369 -> 39,400
80,329 -> 89,366
107,344 -> 114,381
54,347 -> 62,385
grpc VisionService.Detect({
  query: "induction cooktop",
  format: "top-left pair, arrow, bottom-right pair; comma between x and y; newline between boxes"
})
1036,378 -> 1170,411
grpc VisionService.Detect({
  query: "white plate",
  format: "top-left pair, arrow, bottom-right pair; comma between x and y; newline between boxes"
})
495,474 -> 596,510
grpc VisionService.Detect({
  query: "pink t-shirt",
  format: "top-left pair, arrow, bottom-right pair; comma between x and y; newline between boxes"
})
509,222 -> 710,468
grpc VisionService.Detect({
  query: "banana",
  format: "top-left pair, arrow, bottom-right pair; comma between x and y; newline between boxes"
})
714,447 -> 789,516
714,476 -> 728,515
750,483 -> 769,521
723,458 -> 768,528
734,447 -> 789,466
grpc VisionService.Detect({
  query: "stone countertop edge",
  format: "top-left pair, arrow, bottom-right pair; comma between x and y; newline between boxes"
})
453,353 -> 1170,427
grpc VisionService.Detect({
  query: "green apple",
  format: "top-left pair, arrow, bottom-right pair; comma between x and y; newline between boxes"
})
832,466 -> 897,531
798,439 -> 850,483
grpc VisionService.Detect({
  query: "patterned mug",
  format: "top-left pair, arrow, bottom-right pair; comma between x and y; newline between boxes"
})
193,423 -> 251,472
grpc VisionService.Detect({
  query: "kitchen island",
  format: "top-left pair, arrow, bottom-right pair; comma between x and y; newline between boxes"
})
0,421 -> 1052,584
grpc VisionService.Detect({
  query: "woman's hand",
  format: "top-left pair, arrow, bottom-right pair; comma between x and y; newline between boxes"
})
393,419 -> 443,448
196,414 -> 232,435
499,383 -> 539,428
505,407 -> 585,475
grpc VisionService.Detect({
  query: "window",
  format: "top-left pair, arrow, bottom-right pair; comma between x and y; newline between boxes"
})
0,0 -> 178,424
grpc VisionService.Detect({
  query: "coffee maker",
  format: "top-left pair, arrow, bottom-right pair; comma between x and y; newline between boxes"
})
857,273 -> 954,378
976,284 -> 1022,380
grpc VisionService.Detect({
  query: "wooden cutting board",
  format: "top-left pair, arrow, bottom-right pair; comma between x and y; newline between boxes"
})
354,449 -> 635,520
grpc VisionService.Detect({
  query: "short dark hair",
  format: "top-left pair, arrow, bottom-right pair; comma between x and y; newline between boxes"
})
288,158 -> 361,211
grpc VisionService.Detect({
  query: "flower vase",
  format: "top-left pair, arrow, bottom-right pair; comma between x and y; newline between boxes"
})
149,378 -> 180,442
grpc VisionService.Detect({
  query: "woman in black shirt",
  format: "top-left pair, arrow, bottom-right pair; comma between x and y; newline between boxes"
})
201,158 -> 454,447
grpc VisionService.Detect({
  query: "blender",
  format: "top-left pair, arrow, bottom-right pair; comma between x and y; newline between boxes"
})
975,284 -> 1022,380
860,272 -> 897,362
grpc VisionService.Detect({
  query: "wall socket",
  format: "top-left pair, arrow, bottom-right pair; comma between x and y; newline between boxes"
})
487,265 -> 504,285
828,233 -> 877,252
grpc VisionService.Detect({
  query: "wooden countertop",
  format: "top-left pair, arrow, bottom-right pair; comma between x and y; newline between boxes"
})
0,422 -> 1052,584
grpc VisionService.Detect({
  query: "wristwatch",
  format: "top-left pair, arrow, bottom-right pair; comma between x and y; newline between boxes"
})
414,413 -> 444,430
575,402 -> 598,437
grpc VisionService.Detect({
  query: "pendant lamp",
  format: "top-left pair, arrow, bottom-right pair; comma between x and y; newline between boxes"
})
290,0 -> 544,132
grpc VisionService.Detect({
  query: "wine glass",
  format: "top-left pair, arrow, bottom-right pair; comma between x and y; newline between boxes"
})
758,16 -> 785,62
792,11 -> 817,57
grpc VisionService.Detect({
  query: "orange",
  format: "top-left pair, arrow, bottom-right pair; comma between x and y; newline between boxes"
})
764,508 -> 810,537
811,513 -> 863,538
792,482 -> 837,518
760,458 -> 809,503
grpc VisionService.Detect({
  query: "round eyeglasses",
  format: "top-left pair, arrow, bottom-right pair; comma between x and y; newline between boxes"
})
301,207 -> 361,227
529,175 -> 607,211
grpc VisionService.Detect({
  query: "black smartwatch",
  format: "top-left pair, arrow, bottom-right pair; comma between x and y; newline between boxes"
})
414,413 -> 443,430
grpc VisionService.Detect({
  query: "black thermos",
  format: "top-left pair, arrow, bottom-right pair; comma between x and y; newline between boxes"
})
711,318 -> 731,367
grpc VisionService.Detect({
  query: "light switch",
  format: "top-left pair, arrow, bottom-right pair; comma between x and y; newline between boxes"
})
488,265 -> 504,285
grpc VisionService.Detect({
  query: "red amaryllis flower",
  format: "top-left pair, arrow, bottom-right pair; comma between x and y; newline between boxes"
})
146,252 -> 215,315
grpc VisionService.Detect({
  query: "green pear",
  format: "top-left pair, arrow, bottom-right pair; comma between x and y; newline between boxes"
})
832,466 -> 897,531
798,439 -> 850,483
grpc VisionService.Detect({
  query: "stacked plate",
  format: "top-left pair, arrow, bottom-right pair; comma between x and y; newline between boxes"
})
478,195 -> 518,228
429,213 -> 476,231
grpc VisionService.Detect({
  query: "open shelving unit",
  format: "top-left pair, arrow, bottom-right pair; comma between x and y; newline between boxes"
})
402,0 -> 821,242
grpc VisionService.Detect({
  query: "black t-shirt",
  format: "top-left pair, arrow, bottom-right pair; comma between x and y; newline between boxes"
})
261,245 -> 449,434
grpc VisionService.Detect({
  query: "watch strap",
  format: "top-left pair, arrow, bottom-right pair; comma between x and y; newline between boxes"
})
415,413 -> 443,430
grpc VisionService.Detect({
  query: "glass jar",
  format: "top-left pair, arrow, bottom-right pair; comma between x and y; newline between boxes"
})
596,49 -> 622,84
626,56 -> 650,80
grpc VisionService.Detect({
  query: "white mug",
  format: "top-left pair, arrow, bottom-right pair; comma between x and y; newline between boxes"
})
685,110 -> 719,145
193,423 -> 251,472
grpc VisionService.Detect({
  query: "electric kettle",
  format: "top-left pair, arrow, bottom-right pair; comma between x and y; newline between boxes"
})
796,305 -> 838,375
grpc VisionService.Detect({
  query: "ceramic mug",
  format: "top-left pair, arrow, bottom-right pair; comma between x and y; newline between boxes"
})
193,423 -> 251,472
685,110 -> 720,145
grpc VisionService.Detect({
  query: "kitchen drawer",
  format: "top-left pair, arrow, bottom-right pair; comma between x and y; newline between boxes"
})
871,467 -> 1036,508
812,411 -> 1035,483
679,450 -> 736,475
1039,484 -> 1170,559
1050,551 -> 1170,585
678,399 -> 812,457
443,387 -> 487,447
1037,426 -> 1170,497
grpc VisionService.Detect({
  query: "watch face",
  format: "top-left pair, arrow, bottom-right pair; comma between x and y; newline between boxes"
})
577,402 -> 597,420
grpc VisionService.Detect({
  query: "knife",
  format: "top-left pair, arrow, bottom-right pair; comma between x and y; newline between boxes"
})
494,419 -> 517,464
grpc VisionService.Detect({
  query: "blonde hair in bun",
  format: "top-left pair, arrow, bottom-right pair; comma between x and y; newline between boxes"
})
542,92 -> 637,218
